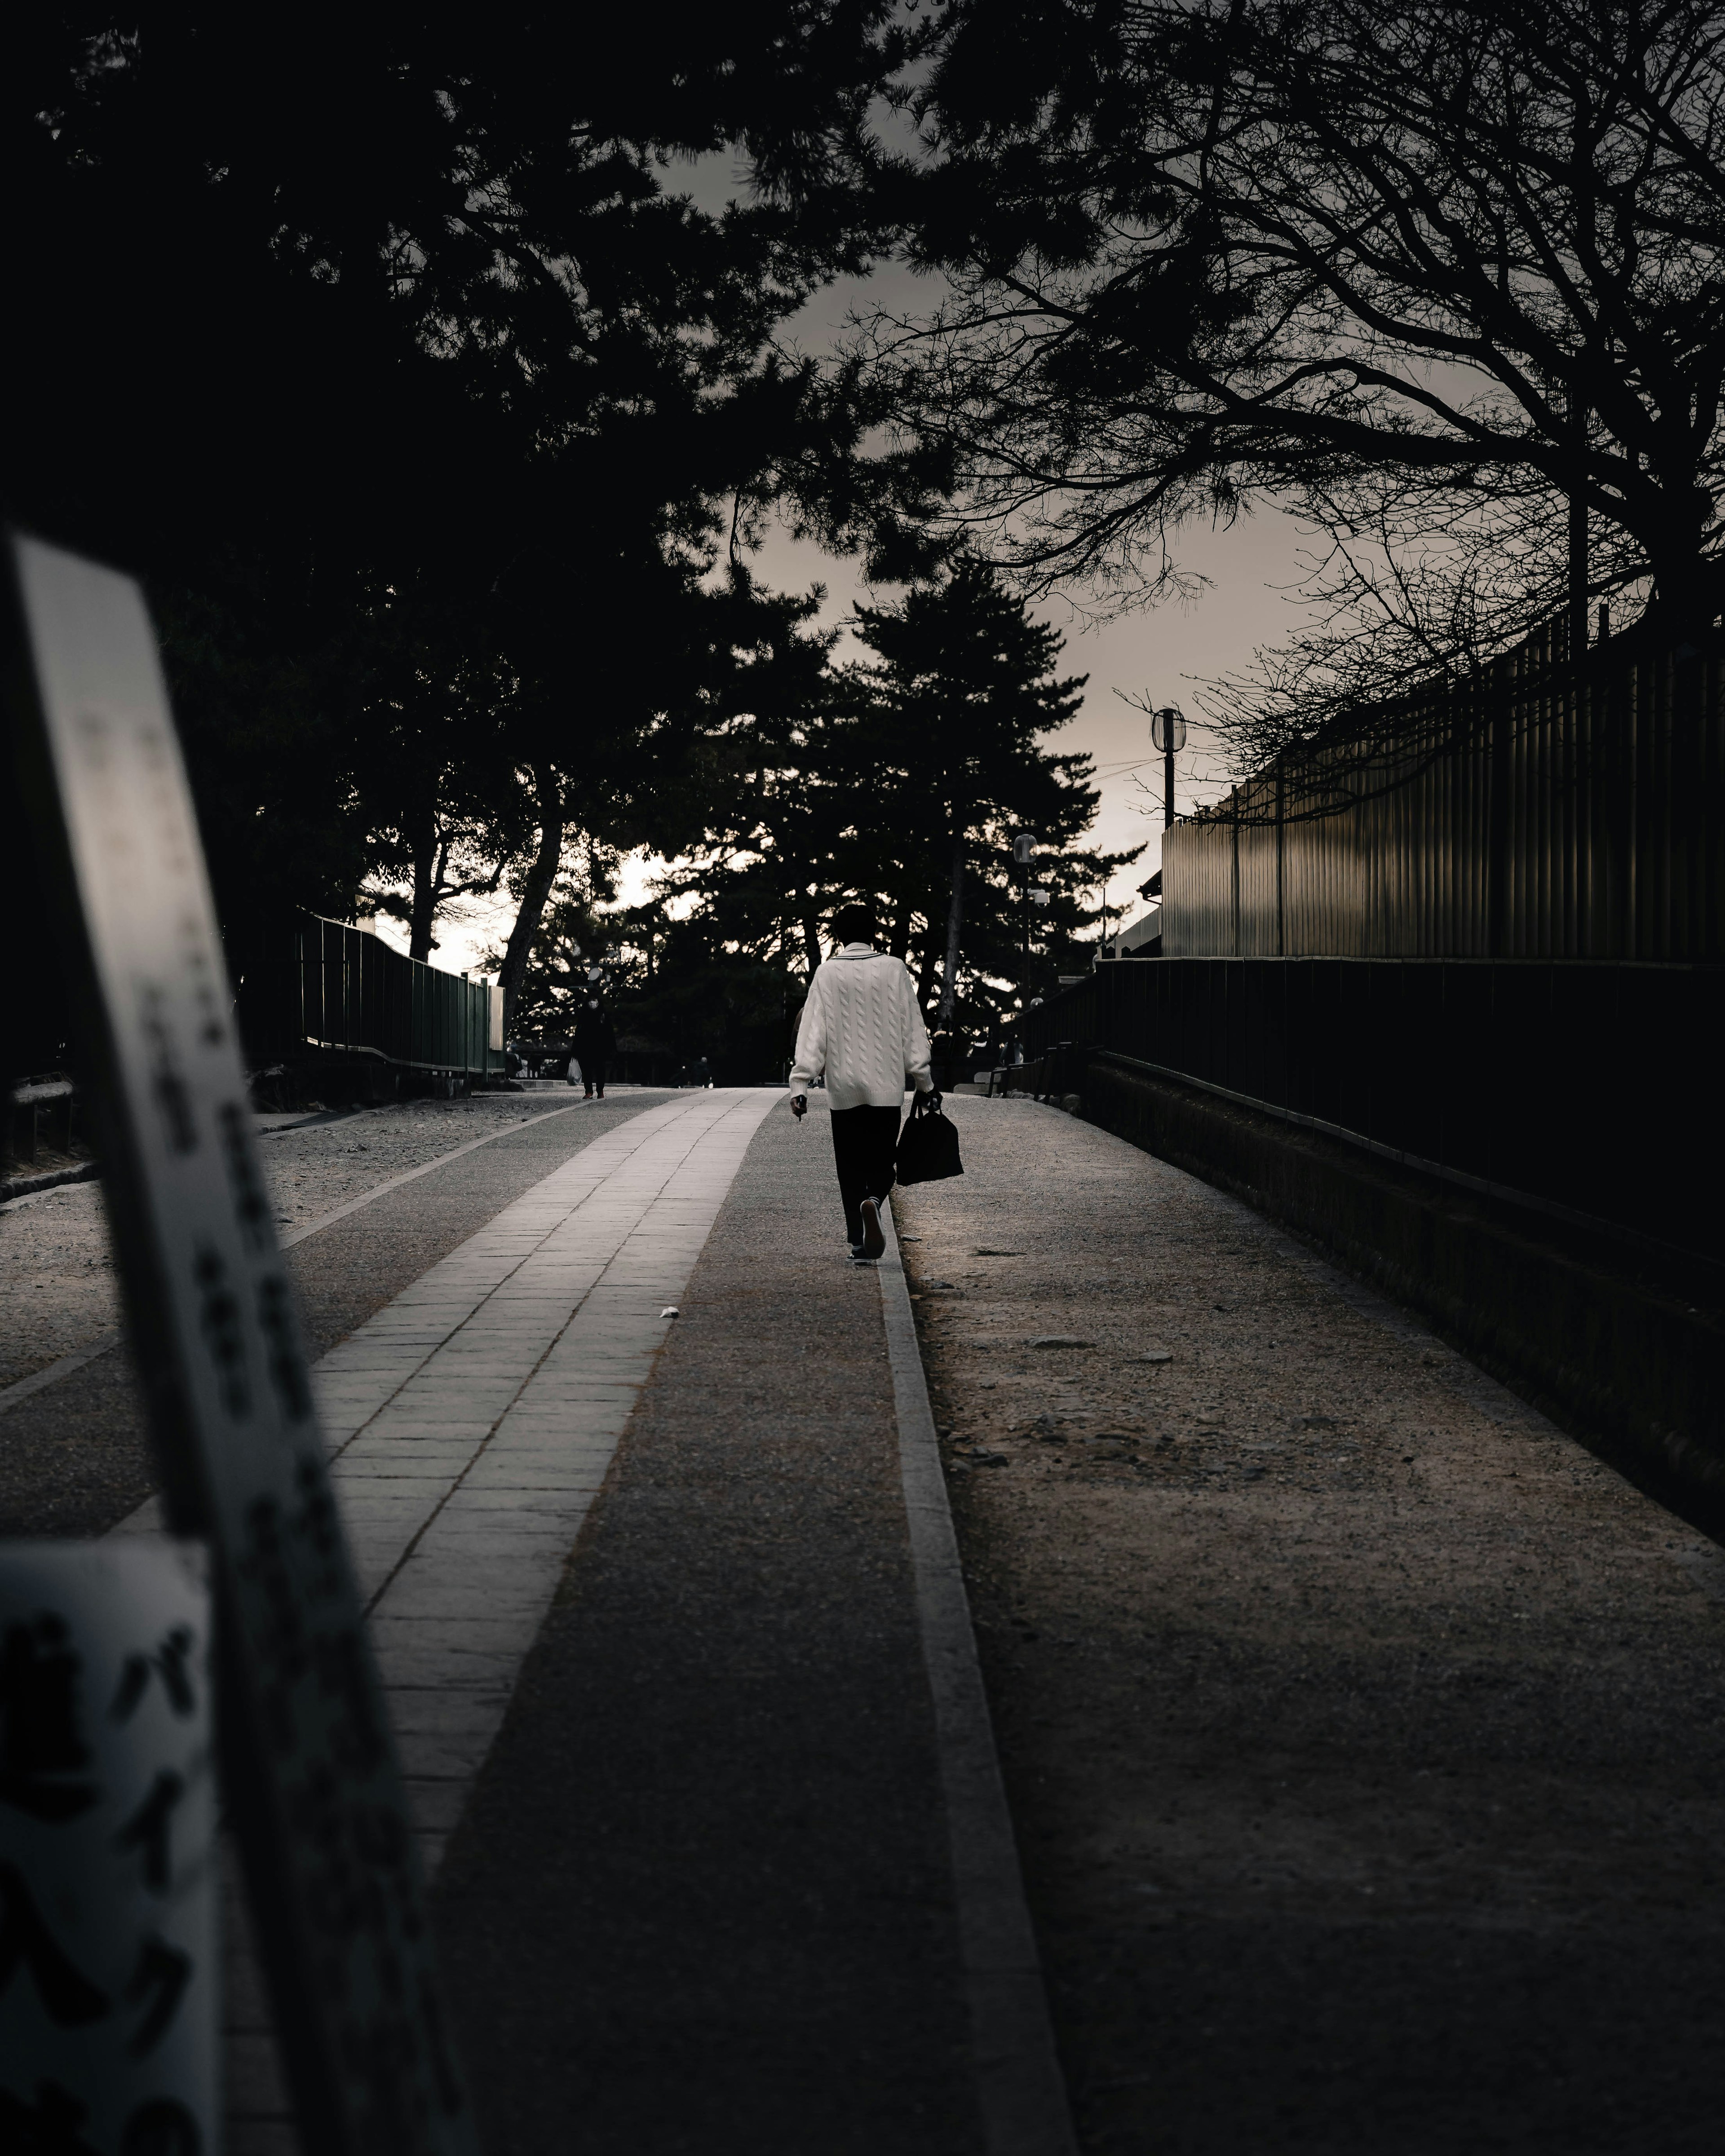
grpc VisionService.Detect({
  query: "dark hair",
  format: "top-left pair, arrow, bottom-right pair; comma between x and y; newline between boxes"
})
831,902 -> 879,948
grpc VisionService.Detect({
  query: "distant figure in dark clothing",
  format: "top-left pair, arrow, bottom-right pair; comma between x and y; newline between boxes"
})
690,1055 -> 712,1088
572,998 -> 616,1099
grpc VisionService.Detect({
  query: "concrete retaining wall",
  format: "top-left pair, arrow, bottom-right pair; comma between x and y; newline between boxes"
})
1081,1051 -> 1725,1515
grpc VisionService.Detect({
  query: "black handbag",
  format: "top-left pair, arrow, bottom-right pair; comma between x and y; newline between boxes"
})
896,1090 -> 964,1185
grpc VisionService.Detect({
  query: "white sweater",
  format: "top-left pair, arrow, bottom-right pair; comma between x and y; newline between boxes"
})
790,946 -> 934,1110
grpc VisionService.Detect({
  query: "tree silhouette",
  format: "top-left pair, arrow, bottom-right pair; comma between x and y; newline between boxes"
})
6,8 -> 930,964
655,559 -> 1137,1068
824,0 -> 1725,753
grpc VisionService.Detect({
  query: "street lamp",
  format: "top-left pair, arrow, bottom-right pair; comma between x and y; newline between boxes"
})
1150,705 -> 1187,829
1008,831 -> 1036,1026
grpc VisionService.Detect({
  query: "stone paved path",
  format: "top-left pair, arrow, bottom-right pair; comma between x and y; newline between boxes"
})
216,1089 -> 782,2147
430,1095 -> 995,2155
2,1095 -> 670,1536
321,1087 -> 778,1872
207,1088 -> 1063,2156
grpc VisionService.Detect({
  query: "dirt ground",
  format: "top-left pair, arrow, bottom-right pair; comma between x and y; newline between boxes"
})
0,1092 -> 606,1390
895,1095 -> 1725,2155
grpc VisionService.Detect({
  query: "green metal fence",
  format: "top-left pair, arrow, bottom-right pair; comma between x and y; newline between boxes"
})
235,912 -> 504,1087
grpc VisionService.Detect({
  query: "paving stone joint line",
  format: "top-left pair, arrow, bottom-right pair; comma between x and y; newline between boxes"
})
322,1094 -> 747,1617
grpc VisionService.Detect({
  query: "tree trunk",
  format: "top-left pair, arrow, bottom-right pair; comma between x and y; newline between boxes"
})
406,791 -> 440,963
498,764 -> 565,1037
411,831 -> 452,963
1644,508 -> 1719,640
938,838 -> 964,1026
1567,497 -> 1588,663
1568,394 -> 1589,667
915,937 -> 941,1006
802,916 -> 823,975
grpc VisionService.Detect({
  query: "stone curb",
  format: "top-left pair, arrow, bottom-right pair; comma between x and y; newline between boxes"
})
0,1159 -> 100,1203
880,1200 -> 1079,2156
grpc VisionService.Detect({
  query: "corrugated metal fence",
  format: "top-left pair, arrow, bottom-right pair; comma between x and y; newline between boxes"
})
1164,621 -> 1725,959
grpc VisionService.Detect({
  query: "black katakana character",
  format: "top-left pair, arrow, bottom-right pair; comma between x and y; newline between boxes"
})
217,1100 -> 271,1250
183,937 -> 227,1055
111,1625 -> 197,1725
192,1244 -> 250,1418
140,990 -> 198,1158
257,1274 -> 313,1423
124,1934 -> 192,2056
121,2098 -> 202,2156
0,1614 -> 99,1823
290,1452 -> 342,1579
236,1497 -> 307,1750
316,1627 -> 386,1779
0,1864 -> 110,2025
114,1772 -> 185,1893
0,2079 -> 103,2156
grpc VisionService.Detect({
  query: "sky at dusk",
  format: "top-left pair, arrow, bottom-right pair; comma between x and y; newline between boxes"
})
415,147 -> 1322,976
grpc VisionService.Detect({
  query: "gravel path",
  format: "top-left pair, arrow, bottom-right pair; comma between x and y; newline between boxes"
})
0,1092 -> 671,1537
895,1095 -> 1725,2156
0,1178 -> 117,1386
0,1094 -> 651,1390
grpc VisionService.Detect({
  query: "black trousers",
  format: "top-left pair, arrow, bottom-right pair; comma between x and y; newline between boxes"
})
829,1103 -> 902,1243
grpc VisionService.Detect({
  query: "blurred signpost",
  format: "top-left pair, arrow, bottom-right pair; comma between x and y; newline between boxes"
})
3,532 -> 478,2156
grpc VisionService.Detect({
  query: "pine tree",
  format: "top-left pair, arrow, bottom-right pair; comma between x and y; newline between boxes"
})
840,558 -> 1137,1042
658,558 -> 1139,1071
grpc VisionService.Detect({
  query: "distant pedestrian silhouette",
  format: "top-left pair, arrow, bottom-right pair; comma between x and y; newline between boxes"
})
572,998 -> 615,1098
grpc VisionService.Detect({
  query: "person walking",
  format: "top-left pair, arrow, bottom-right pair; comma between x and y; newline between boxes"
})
789,902 -> 933,1263
572,996 -> 616,1100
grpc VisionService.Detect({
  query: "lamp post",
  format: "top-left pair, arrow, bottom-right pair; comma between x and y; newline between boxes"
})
1029,884 -> 1052,981
1151,705 -> 1187,828
1009,830 -> 1035,1035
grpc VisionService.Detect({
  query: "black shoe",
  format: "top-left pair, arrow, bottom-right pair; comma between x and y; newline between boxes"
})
849,1243 -> 874,1265
858,1197 -> 886,1261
